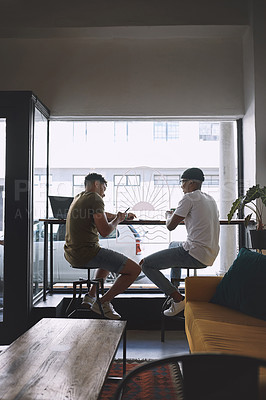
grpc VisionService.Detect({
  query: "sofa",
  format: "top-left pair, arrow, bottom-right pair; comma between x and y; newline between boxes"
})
184,275 -> 266,399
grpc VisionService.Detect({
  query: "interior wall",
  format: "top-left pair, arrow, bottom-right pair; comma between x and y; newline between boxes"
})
252,2 -> 266,188
242,0 -> 266,195
252,0 -> 266,226
0,32 -> 244,117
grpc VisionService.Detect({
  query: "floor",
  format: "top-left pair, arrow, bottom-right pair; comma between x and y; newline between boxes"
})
116,329 -> 189,360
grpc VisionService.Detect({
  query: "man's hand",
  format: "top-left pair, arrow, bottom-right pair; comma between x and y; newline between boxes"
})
125,212 -> 136,221
116,211 -> 126,223
165,210 -> 174,219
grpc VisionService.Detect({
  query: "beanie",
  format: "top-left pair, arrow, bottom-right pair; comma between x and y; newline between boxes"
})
181,168 -> 205,181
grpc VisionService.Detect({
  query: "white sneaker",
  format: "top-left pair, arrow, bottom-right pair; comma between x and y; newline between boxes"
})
91,301 -> 121,320
81,294 -> 96,309
164,299 -> 185,317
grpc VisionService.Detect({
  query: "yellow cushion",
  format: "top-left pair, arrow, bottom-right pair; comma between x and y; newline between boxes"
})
185,276 -> 222,302
185,301 -> 266,329
187,318 -> 266,356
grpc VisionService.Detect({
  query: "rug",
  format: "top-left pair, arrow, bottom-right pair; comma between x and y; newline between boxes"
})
99,359 -> 184,400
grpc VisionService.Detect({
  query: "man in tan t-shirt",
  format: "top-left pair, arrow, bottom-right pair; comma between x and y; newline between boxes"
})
64,172 -> 141,320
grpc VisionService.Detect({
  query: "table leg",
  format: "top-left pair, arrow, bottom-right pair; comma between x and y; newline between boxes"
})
49,223 -> 53,293
43,221 -> 48,301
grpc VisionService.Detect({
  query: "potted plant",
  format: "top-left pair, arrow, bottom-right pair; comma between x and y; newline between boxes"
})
228,184 -> 266,249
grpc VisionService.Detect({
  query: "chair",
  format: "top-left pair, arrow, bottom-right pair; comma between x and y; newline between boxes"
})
112,353 -> 266,400
160,268 -> 198,342
65,268 -> 105,318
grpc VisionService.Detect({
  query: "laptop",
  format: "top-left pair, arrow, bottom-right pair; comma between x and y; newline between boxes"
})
48,196 -> 74,219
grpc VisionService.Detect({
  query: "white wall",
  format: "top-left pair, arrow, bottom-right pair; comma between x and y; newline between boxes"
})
0,27 -> 245,117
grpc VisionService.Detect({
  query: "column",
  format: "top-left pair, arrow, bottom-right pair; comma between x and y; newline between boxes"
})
219,122 -> 237,275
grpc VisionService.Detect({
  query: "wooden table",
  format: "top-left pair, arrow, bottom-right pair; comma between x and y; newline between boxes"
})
0,318 -> 127,400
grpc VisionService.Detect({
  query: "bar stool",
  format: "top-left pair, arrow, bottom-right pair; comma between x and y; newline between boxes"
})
160,268 -> 198,342
66,268 -> 105,318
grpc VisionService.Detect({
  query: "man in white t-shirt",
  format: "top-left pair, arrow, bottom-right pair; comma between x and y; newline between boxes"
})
141,168 -> 220,317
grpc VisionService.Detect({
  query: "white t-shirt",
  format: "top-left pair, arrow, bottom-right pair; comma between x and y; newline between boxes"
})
174,190 -> 220,266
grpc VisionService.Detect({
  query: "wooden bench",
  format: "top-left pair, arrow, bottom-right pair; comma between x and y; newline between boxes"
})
0,318 -> 126,400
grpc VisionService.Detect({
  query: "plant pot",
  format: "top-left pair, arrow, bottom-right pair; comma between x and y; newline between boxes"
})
249,229 -> 266,250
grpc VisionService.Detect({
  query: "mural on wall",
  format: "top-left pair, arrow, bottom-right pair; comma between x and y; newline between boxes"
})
115,167 -> 171,245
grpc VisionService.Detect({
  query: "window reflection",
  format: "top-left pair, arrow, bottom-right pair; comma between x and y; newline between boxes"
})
33,109 -> 48,299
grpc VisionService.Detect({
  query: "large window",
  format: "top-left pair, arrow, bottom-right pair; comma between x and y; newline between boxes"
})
49,120 -> 238,289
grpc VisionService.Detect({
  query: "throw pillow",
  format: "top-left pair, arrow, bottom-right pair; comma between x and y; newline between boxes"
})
210,247 -> 266,320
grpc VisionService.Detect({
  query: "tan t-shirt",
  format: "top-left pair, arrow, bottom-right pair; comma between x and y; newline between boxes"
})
64,191 -> 104,267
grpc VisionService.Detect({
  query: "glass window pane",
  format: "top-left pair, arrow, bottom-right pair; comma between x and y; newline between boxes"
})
0,119 -> 6,321
33,109 -> 48,300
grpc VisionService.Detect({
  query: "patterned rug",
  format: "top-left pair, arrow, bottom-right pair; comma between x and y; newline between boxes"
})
99,359 -> 184,400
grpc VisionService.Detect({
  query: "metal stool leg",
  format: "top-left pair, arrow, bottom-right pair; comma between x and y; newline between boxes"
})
66,281 -> 80,317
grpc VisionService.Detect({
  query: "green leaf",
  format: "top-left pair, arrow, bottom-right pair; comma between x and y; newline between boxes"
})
228,197 -> 243,222
244,213 -> 253,228
243,184 -> 261,204
259,186 -> 266,207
